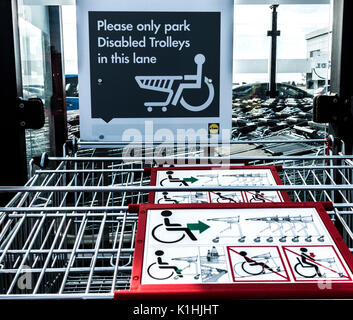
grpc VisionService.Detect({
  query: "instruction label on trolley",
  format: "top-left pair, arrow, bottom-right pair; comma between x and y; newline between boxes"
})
139,206 -> 353,285
150,166 -> 291,204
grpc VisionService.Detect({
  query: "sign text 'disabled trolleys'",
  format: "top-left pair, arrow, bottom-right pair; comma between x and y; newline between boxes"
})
148,165 -> 291,204
114,202 -> 353,299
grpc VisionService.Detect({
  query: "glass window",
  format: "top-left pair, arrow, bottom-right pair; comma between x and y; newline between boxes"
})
233,1 -> 332,140
17,1 -> 53,164
65,75 -> 79,97
62,4 -> 80,137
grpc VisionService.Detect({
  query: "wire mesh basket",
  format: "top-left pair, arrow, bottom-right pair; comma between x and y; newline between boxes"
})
1,139 -> 353,299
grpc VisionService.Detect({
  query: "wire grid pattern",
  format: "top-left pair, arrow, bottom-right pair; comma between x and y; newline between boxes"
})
1,142 -> 353,299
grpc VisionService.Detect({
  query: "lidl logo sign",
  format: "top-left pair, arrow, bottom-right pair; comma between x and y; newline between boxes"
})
208,123 -> 219,135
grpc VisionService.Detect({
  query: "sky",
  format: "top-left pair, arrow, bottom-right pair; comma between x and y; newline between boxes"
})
62,5 -> 78,75
62,3 -> 332,84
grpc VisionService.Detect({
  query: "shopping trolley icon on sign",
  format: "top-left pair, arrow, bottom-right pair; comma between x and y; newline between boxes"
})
135,54 -> 215,112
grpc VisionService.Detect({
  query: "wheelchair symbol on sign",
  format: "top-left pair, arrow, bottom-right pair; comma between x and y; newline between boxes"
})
147,250 -> 200,281
294,247 -> 344,279
151,210 -> 210,244
234,251 -> 282,277
135,54 -> 215,112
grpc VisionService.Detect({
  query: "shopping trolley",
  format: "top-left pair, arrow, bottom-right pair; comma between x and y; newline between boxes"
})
1,137 -> 353,299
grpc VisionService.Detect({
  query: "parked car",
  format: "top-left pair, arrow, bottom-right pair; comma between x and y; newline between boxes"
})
65,74 -> 79,110
232,82 -> 313,100
314,85 -> 330,95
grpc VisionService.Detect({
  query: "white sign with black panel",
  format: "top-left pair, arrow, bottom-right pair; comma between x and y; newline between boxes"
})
76,0 -> 233,143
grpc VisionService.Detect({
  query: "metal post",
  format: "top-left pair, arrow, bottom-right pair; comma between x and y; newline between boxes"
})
267,4 -> 280,98
48,6 -> 68,157
0,0 -> 27,205
330,0 -> 353,154
329,0 -> 353,234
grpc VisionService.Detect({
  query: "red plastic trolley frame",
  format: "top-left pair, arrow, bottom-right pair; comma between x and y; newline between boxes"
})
148,165 -> 292,203
114,202 -> 353,300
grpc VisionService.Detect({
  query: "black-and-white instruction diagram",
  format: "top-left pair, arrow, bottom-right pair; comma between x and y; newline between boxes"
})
141,207 -> 353,284
152,168 -> 287,204
283,246 -> 351,281
228,246 -> 289,282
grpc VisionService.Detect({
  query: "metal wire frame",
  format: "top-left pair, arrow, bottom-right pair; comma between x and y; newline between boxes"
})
77,139 -> 327,147
1,141 -> 353,299
0,156 -> 149,299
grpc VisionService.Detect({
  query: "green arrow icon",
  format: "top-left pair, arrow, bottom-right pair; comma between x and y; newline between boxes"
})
187,221 -> 210,234
183,176 -> 198,184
